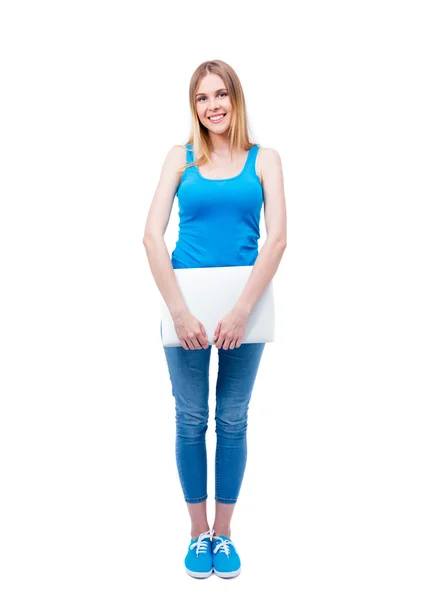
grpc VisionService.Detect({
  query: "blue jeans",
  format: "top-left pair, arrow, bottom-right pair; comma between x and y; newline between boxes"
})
161,322 -> 265,504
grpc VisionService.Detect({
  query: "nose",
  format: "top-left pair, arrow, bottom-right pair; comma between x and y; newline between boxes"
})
208,96 -> 221,111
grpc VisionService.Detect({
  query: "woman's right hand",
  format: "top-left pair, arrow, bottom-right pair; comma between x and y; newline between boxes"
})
172,310 -> 209,350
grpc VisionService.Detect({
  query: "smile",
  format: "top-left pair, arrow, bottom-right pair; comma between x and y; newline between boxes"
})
208,114 -> 226,123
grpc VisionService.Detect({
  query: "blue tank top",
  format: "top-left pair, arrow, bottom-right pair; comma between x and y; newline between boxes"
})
170,144 -> 263,269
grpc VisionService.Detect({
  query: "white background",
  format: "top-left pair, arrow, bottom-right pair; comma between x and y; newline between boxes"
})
1,1 -> 441,598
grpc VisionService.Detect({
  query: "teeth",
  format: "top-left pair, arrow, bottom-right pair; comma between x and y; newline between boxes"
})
209,114 -> 225,122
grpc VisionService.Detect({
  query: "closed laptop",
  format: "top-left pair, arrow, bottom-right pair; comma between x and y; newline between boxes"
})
160,265 -> 275,347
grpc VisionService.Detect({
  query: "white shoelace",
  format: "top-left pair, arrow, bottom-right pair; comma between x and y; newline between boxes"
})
212,535 -> 233,557
190,529 -> 213,556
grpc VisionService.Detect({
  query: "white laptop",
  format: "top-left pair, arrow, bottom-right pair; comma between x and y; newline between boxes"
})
159,265 -> 275,347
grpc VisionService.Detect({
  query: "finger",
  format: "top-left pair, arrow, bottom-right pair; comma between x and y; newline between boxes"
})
223,338 -> 233,350
188,335 -> 198,350
198,334 -> 208,349
192,334 -> 205,350
199,326 -> 208,348
192,331 -> 203,348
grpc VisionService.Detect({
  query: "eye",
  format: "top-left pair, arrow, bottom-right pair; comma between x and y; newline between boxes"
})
197,92 -> 228,102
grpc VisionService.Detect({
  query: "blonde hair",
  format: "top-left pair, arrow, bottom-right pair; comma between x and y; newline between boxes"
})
177,59 -> 256,175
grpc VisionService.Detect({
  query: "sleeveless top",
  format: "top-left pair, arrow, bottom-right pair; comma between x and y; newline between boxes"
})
170,144 -> 264,269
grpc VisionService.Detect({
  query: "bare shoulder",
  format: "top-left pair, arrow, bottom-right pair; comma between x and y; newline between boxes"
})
172,144 -> 188,157
164,144 -> 187,168
155,144 -> 186,184
256,147 -> 282,184
259,147 -> 282,164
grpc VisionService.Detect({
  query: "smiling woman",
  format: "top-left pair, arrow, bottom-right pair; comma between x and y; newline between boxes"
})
142,58 -> 287,580
194,80 -> 233,138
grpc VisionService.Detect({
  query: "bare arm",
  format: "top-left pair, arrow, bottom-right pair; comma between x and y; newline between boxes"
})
234,148 -> 287,315
142,145 -> 189,319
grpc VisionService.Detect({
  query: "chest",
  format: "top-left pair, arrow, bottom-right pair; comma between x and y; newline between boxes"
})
197,153 -> 247,179
197,150 -> 262,183
177,168 -> 264,221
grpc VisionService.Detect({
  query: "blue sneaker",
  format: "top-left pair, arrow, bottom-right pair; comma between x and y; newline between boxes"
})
212,535 -> 241,578
184,529 -> 213,578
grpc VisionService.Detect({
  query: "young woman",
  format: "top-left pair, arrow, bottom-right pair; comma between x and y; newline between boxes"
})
143,59 -> 287,578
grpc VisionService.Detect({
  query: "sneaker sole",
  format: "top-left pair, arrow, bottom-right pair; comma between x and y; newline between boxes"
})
185,567 -> 213,578
213,567 -> 241,578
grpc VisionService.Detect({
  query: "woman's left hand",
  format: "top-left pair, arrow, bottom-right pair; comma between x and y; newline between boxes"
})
213,306 -> 249,350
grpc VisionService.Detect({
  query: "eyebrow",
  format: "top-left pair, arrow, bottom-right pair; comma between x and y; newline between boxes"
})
195,88 -> 227,98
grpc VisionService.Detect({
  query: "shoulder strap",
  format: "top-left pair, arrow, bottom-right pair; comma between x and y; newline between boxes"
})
243,144 -> 259,175
185,144 -> 194,165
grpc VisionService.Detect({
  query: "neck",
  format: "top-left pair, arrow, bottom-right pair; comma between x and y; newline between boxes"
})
208,132 -> 231,155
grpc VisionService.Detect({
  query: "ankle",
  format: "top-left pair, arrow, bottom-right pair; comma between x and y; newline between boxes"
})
212,526 -> 231,538
191,526 -> 210,540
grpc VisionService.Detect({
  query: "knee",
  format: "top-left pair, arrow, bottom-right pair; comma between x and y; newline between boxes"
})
214,412 -> 248,439
176,407 -> 209,440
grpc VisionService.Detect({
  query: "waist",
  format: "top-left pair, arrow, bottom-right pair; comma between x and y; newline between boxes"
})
171,243 -> 258,269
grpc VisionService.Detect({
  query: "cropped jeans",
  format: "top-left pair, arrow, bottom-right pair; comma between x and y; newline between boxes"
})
161,322 -> 265,504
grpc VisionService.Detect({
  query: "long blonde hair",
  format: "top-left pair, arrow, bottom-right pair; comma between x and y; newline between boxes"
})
177,59 -> 256,175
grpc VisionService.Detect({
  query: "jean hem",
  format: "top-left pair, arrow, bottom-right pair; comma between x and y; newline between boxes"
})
184,494 -> 208,504
215,497 -> 237,504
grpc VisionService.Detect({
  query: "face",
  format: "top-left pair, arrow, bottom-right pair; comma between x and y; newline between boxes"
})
195,73 -> 232,135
